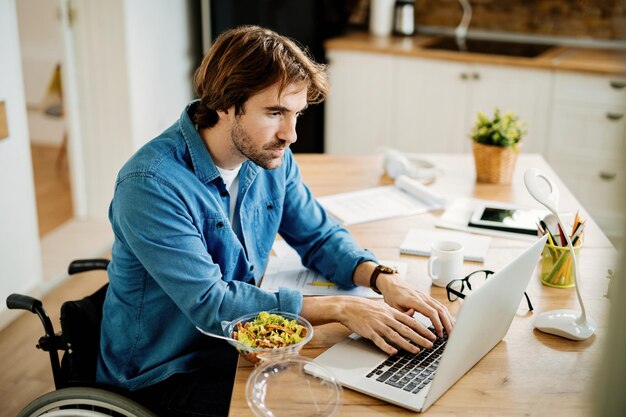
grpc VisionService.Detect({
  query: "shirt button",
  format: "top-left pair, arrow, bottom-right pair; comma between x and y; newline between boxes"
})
220,191 -> 228,197
267,204 -> 273,210
250,265 -> 255,271
216,221 -> 224,228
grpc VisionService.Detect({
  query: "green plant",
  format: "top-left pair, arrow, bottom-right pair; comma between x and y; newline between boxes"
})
470,108 -> 526,151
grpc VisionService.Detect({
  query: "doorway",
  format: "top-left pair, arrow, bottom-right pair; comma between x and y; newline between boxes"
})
16,0 -> 74,236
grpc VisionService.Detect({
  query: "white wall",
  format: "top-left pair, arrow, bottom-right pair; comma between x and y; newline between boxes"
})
16,0 -> 64,108
0,0 -> 44,326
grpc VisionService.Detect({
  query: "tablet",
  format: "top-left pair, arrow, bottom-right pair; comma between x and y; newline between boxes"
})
468,205 -> 546,236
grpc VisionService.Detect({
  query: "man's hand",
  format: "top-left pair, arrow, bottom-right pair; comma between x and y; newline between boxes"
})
352,261 -> 454,340
301,262 -> 455,356
338,297 -> 437,355
301,296 -> 437,355
376,272 -> 454,339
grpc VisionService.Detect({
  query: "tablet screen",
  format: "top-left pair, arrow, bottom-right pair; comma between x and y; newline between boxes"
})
469,206 -> 545,235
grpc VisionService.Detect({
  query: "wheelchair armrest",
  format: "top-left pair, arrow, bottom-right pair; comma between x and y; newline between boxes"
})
6,293 -> 42,313
68,259 -> 110,275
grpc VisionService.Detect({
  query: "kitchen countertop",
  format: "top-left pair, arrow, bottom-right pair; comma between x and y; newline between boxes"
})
325,32 -> 626,76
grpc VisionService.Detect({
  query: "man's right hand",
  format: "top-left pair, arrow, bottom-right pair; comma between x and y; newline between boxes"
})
301,296 -> 438,355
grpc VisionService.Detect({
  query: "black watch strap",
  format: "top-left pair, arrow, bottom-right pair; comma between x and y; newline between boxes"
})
369,264 -> 397,294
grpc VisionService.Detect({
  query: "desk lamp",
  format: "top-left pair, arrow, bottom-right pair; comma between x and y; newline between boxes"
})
524,169 -> 597,340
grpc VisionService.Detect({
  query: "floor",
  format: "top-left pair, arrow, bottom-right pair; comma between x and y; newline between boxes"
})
30,144 -> 73,236
27,106 -> 73,237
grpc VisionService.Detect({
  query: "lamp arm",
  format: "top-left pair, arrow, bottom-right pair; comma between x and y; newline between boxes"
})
554,213 -> 587,323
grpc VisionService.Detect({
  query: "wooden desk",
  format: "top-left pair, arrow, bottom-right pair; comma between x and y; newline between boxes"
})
229,154 -> 617,416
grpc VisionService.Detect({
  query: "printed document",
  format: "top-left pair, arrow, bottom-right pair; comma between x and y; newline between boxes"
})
317,175 -> 445,225
261,241 -> 407,298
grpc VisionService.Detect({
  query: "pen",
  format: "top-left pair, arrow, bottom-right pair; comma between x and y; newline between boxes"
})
536,221 -> 545,235
540,220 -> 557,246
572,211 -> 580,236
571,222 -> 585,246
308,281 -> 337,287
557,223 -> 567,246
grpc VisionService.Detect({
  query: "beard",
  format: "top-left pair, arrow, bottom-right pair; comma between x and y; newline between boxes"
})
230,119 -> 287,170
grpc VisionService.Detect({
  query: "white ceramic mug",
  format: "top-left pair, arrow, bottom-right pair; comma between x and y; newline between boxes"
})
428,241 -> 464,287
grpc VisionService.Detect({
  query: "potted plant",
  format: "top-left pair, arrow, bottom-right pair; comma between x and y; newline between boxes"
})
470,108 -> 526,184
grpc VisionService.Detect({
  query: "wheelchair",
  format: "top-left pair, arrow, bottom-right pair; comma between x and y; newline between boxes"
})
6,259 -> 157,417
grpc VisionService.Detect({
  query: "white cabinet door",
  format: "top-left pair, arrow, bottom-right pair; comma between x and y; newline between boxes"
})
391,56 -> 470,153
467,64 -> 553,154
547,71 -> 626,238
549,154 -> 625,234
548,102 -> 625,162
325,50 -> 393,154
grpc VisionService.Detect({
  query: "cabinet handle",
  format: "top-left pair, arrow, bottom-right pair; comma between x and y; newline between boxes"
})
472,72 -> 480,80
609,80 -> 626,89
460,72 -> 469,80
606,112 -> 624,121
599,171 -> 617,181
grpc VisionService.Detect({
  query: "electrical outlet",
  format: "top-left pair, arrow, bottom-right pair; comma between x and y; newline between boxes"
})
0,101 -> 8,140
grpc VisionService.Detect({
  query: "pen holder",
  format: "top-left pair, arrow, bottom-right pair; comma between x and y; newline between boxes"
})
540,241 -> 582,288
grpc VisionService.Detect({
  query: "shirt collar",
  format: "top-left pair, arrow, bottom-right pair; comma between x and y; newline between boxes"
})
179,100 -> 261,185
179,100 -> 221,184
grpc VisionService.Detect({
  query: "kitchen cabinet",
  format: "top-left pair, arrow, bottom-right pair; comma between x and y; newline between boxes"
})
391,57 -> 469,153
546,72 -> 626,235
324,51 -> 393,154
325,50 -> 552,155
391,56 -> 552,154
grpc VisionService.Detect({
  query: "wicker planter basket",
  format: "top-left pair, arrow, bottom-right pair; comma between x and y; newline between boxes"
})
472,142 -> 519,184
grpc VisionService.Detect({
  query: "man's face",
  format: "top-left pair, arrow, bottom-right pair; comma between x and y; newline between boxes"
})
229,82 -> 308,170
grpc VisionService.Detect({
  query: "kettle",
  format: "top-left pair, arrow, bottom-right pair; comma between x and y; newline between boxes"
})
394,0 -> 415,36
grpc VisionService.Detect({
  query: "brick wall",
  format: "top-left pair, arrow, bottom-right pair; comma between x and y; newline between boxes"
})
414,0 -> 626,40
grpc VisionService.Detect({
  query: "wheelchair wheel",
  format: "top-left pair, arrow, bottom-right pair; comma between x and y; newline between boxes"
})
17,387 -> 157,417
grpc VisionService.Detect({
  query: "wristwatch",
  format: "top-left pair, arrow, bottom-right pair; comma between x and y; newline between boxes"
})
369,264 -> 398,294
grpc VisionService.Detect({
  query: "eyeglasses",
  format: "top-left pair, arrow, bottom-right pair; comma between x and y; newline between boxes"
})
446,270 -> 534,311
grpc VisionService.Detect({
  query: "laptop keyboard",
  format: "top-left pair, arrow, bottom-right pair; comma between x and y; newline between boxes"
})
365,330 -> 448,395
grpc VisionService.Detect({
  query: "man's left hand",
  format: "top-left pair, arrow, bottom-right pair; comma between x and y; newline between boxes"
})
377,272 -> 454,339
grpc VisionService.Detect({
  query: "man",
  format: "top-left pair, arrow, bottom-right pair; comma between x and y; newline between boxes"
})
97,26 -> 453,416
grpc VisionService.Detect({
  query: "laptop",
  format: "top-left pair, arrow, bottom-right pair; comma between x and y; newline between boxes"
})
305,235 -> 547,412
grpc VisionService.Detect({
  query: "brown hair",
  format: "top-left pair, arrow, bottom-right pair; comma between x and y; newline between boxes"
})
193,25 -> 328,128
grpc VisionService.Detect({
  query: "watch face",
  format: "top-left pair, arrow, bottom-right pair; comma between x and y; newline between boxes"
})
378,265 -> 396,274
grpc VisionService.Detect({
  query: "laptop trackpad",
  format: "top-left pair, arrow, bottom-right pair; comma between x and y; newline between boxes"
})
316,333 -> 387,372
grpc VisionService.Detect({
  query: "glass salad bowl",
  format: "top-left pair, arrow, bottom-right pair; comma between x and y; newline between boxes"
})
221,311 -> 313,365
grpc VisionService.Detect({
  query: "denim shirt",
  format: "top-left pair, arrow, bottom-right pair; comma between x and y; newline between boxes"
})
96,101 -> 377,391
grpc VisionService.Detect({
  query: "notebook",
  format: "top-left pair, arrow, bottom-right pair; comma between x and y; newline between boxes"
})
399,229 -> 491,262
305,235 -> 547,413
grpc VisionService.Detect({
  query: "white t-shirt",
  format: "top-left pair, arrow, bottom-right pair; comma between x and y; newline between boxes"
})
216,164 -> 242,222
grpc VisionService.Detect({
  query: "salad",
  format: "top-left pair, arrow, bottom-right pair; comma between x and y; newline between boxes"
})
233,311 -> 308,349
